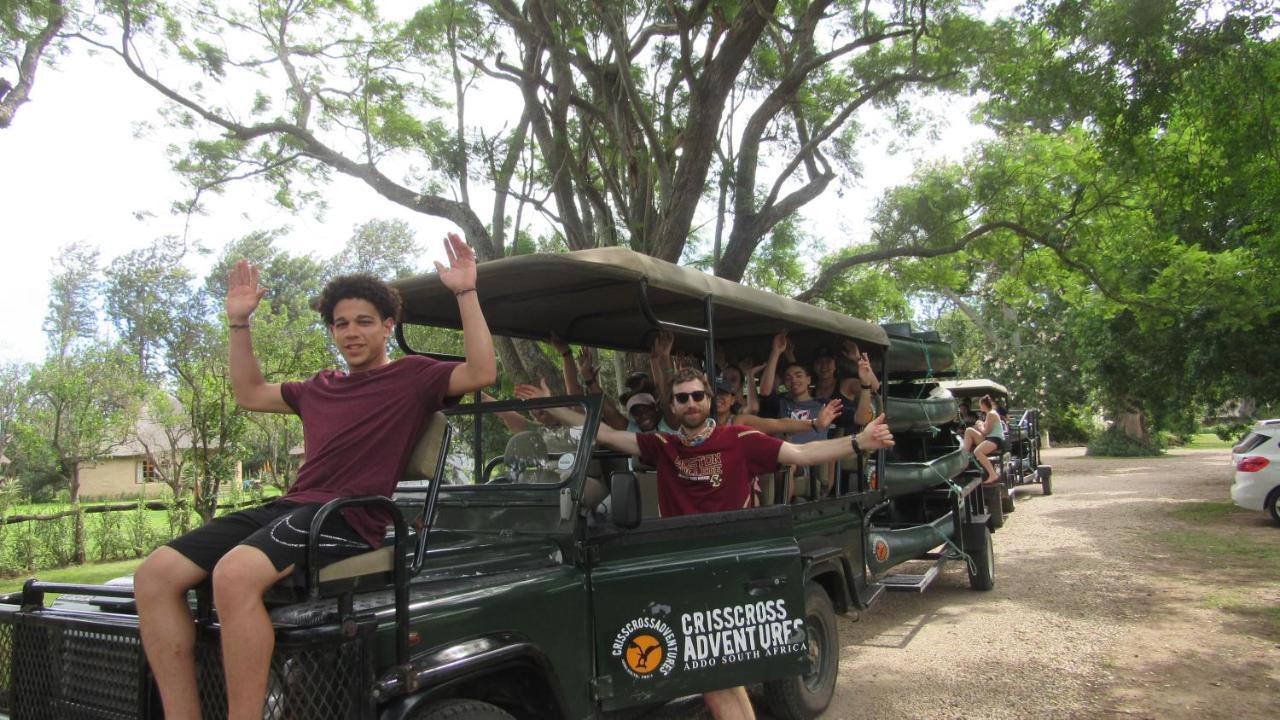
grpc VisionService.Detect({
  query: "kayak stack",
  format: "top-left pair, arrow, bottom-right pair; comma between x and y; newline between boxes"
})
864,323 -> 979,588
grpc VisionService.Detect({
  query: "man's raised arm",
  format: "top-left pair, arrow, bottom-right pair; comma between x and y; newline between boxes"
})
514,380 -> 642,457
226,260 -> 292,413
777,414 -> 895,466
437,233 -> 498,396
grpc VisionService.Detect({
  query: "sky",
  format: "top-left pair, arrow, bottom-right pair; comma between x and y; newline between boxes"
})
0,6 -> 1002,366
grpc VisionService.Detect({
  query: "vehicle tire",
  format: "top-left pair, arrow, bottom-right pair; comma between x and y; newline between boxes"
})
763,583 -> 838,720
1039,466 -> 1053,496
1266,487 -> 1280,526
1000,486 -> 1016,515
964,524 -> 995,591
418,699 -> 516,720
982,483 -> 1005,531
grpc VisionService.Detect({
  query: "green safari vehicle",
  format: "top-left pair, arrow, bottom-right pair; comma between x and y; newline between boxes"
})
1,248 -> 955,720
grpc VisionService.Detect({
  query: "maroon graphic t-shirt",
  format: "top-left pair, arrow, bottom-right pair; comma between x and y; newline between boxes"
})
281,355 -> 459,546
635,424 -> 783,517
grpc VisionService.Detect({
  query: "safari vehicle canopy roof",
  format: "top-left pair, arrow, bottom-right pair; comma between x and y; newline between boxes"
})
392,248 -> 887,357
939,379 -> 1010,399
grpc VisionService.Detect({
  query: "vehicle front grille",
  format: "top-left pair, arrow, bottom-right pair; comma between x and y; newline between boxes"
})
10,616 -> 149,719
3,612 -> 371,720
1,610 -> 14,716
196,626 -> 373,720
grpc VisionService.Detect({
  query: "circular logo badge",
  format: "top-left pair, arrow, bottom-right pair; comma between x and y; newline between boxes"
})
624,631 -> 665,676
871,534 -> 890,563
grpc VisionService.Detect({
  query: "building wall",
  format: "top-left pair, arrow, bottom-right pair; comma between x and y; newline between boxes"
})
79,456 -> 244,501
78,458 -> 170,500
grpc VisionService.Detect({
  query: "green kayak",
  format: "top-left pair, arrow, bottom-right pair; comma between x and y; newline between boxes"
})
867,513 -> 956,575
885,333 -> 955,377
885,395 -> 959,432
879,449 -> 968,499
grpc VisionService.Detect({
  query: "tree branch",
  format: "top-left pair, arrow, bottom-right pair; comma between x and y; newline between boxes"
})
0,0 -> 66,129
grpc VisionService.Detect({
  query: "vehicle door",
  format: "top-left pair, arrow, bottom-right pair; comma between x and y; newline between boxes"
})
586,501 -> 808,711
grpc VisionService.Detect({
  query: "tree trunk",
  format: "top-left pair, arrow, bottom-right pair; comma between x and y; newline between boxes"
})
1116,409 -> 1147,444
71,462 -> 86,565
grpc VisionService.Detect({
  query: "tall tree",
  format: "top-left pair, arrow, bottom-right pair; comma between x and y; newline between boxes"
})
327,219 -> 423,280
20,344 -> 142,561
0,0 -> 69,128
103,236 -> 196,377
81,1 -> 988,270
43,242 -> 100,359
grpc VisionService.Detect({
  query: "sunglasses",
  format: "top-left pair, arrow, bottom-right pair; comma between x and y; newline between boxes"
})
673,391 -> 707,404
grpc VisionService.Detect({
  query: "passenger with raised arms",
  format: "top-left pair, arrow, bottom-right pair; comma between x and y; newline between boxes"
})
517,367 -> 894,720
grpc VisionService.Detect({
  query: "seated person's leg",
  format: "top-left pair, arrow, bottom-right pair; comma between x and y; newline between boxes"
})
215,503 -> 373,720
975,440 -> 998,483
138,505 -> 289,718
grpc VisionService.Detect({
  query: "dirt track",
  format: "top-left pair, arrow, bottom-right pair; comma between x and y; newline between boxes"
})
819,446 -> 1279,720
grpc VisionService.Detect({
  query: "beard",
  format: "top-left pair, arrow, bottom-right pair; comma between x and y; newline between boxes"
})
680,404 -> 710,430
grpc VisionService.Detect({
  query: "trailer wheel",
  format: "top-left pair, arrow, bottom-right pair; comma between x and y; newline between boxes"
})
982,483 -> 1005,531
1000,486 -> 1016,514
1038,466 -> 1053,496
763,582 -> 837,720
418,699 -> 515,720
964,524 -> 995,591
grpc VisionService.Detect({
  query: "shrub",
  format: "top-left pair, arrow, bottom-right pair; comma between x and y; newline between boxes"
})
1212,421 -> 1253,443
1087,426 -> 1163,457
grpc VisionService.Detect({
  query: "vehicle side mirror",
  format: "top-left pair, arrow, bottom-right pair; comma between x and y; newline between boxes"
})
610,471 -> 642,529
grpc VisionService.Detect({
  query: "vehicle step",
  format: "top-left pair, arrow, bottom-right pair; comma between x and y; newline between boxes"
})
858,581 -> 887,608
881,564 -> 940,592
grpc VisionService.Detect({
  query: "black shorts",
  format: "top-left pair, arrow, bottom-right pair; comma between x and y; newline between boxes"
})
166,500 -> 371,574
984,436 -> 1008,453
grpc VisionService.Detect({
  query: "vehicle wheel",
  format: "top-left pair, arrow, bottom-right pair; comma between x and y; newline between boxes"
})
964,524 -> 995,591
1266,487 -> 1280,526
1039,466 -> 1053,496
418,699 -> 516,720
1000,486 -> 1016,515
982,483 -> 1005,531
763,583 -> 837,720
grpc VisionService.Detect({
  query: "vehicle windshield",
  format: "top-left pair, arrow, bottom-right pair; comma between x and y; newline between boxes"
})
435,399 -> 592,489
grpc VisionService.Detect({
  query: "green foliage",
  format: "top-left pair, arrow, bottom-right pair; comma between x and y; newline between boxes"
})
42,242 -> 100,359
326,219 -> 423,280
89,498 -> 162,562
1086,426 -> 1163,457
1212,421 -> 1253,444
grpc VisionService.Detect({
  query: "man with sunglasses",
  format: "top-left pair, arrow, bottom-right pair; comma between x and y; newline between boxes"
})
516,366 -> 893,720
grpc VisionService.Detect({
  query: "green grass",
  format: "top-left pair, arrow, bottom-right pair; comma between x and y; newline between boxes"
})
1200,591 -> 1280,637
1184,433 -> 1236,450
0,558 -> 145,597
1155,529 -> 1280,569
1171,501 -> 1248,523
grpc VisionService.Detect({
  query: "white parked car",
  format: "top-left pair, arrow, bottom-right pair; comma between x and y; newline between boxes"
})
1230,419 -> 1280,525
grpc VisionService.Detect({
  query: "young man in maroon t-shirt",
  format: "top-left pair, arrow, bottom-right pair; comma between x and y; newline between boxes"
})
519,366 -> 893,720
133,233 -> 496,720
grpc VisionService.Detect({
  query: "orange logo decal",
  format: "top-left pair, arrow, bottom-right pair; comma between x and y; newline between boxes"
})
624,632 -> 665,675
874,538 -> 890,563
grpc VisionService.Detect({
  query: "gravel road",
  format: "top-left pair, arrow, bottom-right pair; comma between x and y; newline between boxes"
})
820,446 -> 1279,720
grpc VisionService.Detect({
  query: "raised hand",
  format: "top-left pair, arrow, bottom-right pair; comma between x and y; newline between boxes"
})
816,399 -> 843,430
576,348 -> 595,378
855,414 -> 894,451
548,333 -> 571,357
737,356 -> 756,376
651,329 -> 674,358
770,330 -> 788,357
514,378 -> 552,401
842,339 -> 861,361
226,259 -> 268,322
434,232 -> 477,295
858,352 -> 879,390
